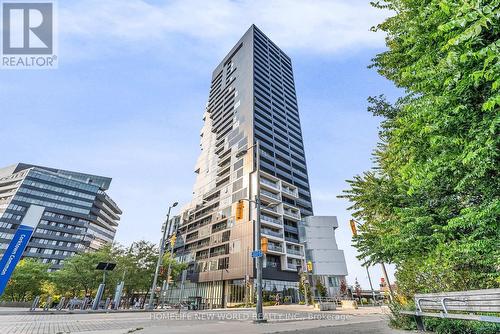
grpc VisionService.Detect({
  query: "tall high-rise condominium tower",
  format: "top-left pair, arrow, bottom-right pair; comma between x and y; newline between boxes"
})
169,25 -> 346,306
0,163 -> 122,270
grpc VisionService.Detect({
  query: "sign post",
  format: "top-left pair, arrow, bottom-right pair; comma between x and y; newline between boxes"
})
0,205 -> 44,298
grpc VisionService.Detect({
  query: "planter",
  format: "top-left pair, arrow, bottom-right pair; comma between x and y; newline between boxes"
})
340,300 -> 358,309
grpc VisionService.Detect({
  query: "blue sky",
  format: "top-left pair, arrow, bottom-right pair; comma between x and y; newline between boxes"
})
0,0 -> 400,289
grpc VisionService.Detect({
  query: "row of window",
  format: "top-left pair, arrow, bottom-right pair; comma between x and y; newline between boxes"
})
0,232 -> 13,240
0,222 -> 13,229
24,179 -> 96,200
30,237 -> 79,248
18,187 -> 93,208
14,195 -> 90,215
43,211 -> 90,224
26,246 -> 75,257
35,227 -> 85,240
2,212 -> 23,221
7,204 -> 26,212
30,169 -> 98,193
39,219 -> 87,232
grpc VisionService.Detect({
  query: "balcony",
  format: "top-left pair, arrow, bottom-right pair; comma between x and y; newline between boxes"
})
282,187 -> 298,197
284,224 -> 298,233
261,189 -> 280,200
211,250 -> 228,257
286,247 -> 303,256
262,229 -> 283,238
268,243 -> 283,253
285,236 -> 300,243
261,178 -> 279,190
283,210 -> 300,220
260,215 -> 282,226
286,263 -> 299,271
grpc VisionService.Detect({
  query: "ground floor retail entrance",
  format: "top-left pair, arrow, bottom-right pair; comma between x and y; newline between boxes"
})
160,279 -> 301,309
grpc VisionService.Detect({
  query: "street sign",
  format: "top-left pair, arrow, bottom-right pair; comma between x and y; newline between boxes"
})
0,205 -> 44,298
251,250 -> 263,258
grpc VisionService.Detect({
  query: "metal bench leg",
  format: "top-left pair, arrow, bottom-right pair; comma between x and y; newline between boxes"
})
415,315 -> 425,331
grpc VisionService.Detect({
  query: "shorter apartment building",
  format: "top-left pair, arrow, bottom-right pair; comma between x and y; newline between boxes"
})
0,163 -> 122,270
300,216 -> 348,297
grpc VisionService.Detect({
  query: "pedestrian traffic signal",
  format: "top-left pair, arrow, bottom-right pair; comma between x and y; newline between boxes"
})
261,237 -> 268,253
167,275 -> 173,284
236,200 -> 244,220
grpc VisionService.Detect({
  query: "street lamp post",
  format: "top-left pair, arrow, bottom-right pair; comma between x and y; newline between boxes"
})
164,216 -> 180,297
148,202 -> 178,309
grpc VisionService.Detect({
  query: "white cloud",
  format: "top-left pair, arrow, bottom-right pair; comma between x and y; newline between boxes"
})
59,0 -> 389,56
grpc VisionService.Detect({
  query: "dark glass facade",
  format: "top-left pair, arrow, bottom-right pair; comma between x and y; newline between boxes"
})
0,163 -> 122,270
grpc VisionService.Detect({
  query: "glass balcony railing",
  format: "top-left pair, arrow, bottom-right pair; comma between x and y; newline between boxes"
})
261,190 -> 280,200
287,263 -> 299,270
261,178 -> 279,189
262,205 -> 278,213
262,229 -> 283,238
268,244 -> 283,252
284,224 -> 298,233
261,215 -> 282,225
283,210 -> 300,219
287,248 -> 303,256
282,187 -> 297,197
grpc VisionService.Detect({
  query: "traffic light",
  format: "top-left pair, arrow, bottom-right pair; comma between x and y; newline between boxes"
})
167,275 -> 173,284
261,237 -> 268,253
236,200 -> 244,220
159,266 -> 164,276
170,234 -> 177,247
349,219 -> 357,236
307,261 -> 313,273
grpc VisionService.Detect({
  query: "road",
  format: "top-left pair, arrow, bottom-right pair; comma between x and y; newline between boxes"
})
0,305 -> 407,334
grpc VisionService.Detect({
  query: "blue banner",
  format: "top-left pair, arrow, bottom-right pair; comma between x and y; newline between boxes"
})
0,224 -> 35,296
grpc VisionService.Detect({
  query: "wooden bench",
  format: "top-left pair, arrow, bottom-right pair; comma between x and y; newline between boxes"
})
400,288 -> 500,331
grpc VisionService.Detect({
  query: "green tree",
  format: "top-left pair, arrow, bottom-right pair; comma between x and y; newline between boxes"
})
120,240 -> 158,296
315,279 -> 328,298
2,259 -> 50,302
51,244 -> 119,297
341,0 -> 500,296
161,251 -> 188,286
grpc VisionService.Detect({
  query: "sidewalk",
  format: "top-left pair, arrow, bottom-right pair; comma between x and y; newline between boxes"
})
0,304 -> 390,316
0,304 -> 398,334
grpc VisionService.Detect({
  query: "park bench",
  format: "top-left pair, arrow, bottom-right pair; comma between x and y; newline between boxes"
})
400,288 -> 500,331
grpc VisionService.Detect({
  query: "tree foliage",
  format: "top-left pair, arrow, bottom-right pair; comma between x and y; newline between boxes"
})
1,259 -> 50,301
2,239 -> 188,302
341,0 -> 500,295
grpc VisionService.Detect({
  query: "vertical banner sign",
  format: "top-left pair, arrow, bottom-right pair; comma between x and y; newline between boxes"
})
0,205 -> 44,297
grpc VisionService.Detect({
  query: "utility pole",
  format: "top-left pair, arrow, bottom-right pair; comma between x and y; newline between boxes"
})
148,202 -> 178,309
